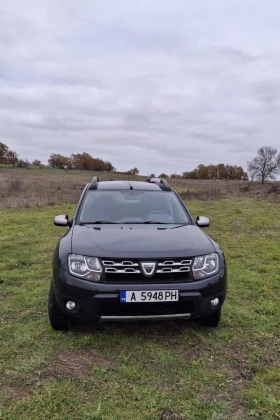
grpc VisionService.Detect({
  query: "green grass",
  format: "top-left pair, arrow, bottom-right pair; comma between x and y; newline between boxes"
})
0,198 -> 279,420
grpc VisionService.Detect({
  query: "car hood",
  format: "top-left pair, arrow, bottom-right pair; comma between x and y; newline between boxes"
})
71,224 -> 215,259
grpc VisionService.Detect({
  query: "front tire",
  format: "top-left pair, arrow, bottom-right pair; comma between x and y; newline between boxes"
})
48,281 -> 70,331
199,308 -> 221,327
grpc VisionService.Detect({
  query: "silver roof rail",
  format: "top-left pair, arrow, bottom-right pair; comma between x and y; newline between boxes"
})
146,177 -> 171,191
88,176 -> 99,190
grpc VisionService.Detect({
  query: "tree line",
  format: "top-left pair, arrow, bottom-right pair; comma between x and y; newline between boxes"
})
164,164 -> 248,180
0,142 -> 116,172
180,164 -> 248,180
0,142 -> 21,168
162,146 -> 280,183
0,142 -> 142,174
47,153 -> 116,172
0,142 -> 142,175
47,154 -> 141,175
1,141 -> 279,183
0,142 -> 44,168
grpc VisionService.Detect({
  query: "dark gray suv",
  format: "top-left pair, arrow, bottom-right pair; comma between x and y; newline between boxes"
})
49,177 -> 227,330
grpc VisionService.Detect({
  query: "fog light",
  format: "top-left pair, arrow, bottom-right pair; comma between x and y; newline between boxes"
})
66,301 -> 76,311
210,298 -> 219,308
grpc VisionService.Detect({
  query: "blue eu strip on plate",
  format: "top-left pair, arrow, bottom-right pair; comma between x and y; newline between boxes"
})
120,291 -> 126,303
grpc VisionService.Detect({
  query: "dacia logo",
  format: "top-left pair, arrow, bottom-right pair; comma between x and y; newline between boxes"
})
140,262 -> 157,277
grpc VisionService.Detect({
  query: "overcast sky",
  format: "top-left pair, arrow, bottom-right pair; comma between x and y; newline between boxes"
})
1,0 -> 280,175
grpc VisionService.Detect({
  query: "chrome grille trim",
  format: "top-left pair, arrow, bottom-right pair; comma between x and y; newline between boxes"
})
158,260 -> 192,266
105,268 -> 141,274
157,267 -> 190,273
102,259 -> 193,276
103,260 -> 139,267
103,260 -> 140,274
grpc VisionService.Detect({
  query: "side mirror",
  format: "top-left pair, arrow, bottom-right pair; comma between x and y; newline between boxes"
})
196,216 -> 210,227
54,215 -> 68,227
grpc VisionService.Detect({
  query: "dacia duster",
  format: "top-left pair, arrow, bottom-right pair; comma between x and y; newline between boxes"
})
49,177 -> 227,330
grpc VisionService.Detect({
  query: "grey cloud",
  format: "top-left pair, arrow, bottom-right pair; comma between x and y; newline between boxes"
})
1,0 -> 280,175
254,80 -> 280,106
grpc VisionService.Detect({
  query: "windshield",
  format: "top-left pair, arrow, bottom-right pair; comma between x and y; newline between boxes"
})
78,190 -> 189,224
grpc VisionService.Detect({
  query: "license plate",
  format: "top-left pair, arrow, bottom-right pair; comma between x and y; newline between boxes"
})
120,290 -> 179,303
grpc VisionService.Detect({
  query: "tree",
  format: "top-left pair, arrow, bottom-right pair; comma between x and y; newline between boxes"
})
70,153 -> 114,171
248,146 -> 280,184
170,173 -> 181,179
104,161 -> 115,173
0,142 -> 9,163
242,172 -> 249,181
92,157 -> 106,171
182,171 -> 196,179
231,166 -> 246,180
17,159 -> 29,168
159,173 -> 169,178
217,163 -> 226,179
48,154 -> 71,169
128,167 -> 139,175
196,164 -> 208,179
32,159 -> 42,166
71,153 -> 93,170
6,150 -> 18,168
208,164 -> 218,180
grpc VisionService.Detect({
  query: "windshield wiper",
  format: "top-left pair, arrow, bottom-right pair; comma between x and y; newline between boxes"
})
170,223 -> 188,229
80,221 -> 119,225
143,221 -> 168,224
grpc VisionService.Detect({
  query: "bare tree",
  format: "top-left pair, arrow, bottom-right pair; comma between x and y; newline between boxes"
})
248,146 -> 280,184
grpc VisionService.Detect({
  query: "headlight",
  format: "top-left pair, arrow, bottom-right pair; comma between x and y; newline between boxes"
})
68,254 -> 103,281
192,253 -> 219,280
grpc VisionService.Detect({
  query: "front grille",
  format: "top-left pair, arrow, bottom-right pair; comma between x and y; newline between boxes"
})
97,302 -> 195,317
102,260 -> 141,274
102,259 -> 193,283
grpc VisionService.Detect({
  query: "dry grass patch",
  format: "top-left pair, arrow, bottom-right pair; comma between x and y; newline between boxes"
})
171,178 -> 280,202
252,338 -> 280,369
0,316 -> 9,323
3,387 -> 29,402
0,168 -> 146,208
0,167 -> 280,208
159,407 -> 185,420
41,348 -> 114,381
182,344 -> 203,362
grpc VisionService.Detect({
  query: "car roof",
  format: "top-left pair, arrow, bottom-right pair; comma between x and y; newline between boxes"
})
96,181 -> 163,191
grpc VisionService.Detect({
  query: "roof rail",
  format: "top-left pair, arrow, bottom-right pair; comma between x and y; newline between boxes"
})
146,177 -> 171,191
88,176 -> 99,190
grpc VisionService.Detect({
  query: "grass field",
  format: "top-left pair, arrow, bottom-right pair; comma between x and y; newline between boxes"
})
0,193 -> 279,419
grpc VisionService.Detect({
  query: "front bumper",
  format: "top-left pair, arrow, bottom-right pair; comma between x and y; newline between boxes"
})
53,266 -> 227,322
